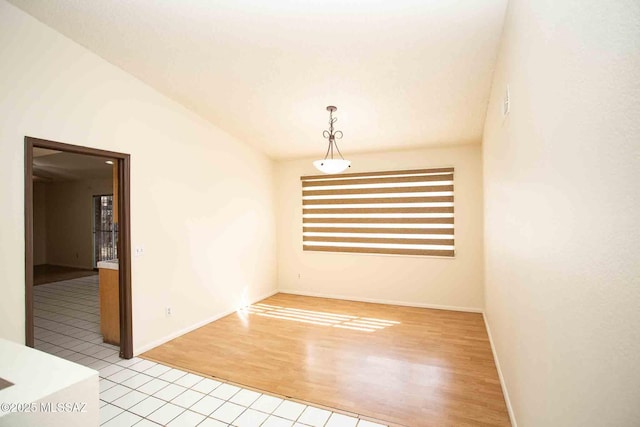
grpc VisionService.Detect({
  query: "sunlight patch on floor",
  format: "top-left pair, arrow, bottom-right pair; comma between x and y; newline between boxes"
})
243,303 -> 400,332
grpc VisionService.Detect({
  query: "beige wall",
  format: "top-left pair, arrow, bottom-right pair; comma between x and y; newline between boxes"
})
276,145 -> 484,311
43,178 -> 113,269
482,0 -> 640,425
0,0 -> 277,351
33,182 -> 47,265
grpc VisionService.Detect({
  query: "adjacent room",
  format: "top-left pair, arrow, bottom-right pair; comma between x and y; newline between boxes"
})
32,150 -> 116,285
0,1 -> 638,427
30,149 -> 126,373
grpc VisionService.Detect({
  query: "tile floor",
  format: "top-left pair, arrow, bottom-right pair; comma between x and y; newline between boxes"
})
34,276 -> 387,427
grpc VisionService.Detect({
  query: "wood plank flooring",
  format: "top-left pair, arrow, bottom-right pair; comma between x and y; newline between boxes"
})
142,293 -> 510,426
34,264 -> 97,285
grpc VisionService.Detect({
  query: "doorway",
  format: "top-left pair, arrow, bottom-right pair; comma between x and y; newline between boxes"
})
25,136 -> 133,359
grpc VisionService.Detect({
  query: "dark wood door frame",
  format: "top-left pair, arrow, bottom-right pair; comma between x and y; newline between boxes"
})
25,136 -> 133,359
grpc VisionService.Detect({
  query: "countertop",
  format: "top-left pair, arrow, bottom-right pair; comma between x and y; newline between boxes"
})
0,338 -> 97,414
96,259 -> 118,270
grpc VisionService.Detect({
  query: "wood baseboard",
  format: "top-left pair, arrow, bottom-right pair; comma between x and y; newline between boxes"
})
134,288 -> 279,355
278,288 -> 483,313
483,312 -> 517,427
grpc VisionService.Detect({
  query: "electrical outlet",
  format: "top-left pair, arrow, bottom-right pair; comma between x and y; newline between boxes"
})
165,307 -> 172,317
135,246 -> 144,256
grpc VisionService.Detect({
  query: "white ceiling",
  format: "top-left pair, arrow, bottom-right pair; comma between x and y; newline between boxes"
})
33,151 -> 113,182
10,0 -> 507,159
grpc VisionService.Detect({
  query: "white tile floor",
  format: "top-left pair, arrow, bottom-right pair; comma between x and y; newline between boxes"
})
34,276 -> 387,427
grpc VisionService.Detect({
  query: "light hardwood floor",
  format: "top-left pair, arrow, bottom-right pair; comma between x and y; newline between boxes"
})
142,293 -> 510,426
34,264 -> 97,285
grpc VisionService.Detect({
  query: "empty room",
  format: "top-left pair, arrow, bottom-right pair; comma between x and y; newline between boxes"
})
0,1 -> 638,427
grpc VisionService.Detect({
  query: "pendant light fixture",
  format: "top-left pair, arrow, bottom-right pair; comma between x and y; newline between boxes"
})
313,106 -> 351,174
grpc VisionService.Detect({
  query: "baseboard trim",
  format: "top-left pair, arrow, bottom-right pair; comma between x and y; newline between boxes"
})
134,289 -> 279,356
277,289 -> 483,313
44,262 -> 94,271
483,312 -> 517,427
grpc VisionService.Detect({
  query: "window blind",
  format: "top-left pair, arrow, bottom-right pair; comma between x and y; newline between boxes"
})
301,167 -> 455,257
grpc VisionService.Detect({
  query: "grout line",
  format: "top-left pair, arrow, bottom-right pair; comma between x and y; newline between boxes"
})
35,277 -> 390,427
140,354 -> 394,426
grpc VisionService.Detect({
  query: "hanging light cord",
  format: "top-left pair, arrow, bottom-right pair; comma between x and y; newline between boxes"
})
322,108 -> 345,161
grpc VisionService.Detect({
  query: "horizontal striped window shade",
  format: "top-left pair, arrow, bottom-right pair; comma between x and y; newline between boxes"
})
301,167 -> 455,257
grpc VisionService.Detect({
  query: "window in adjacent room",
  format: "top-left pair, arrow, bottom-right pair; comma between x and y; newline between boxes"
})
93,194 -> 117,267
301,167 -> 455,257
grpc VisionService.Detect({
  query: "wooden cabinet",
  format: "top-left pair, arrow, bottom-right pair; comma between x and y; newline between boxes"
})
99,267 -> 120,345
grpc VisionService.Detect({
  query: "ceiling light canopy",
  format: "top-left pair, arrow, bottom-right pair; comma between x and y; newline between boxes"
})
314,106 -> 351,174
